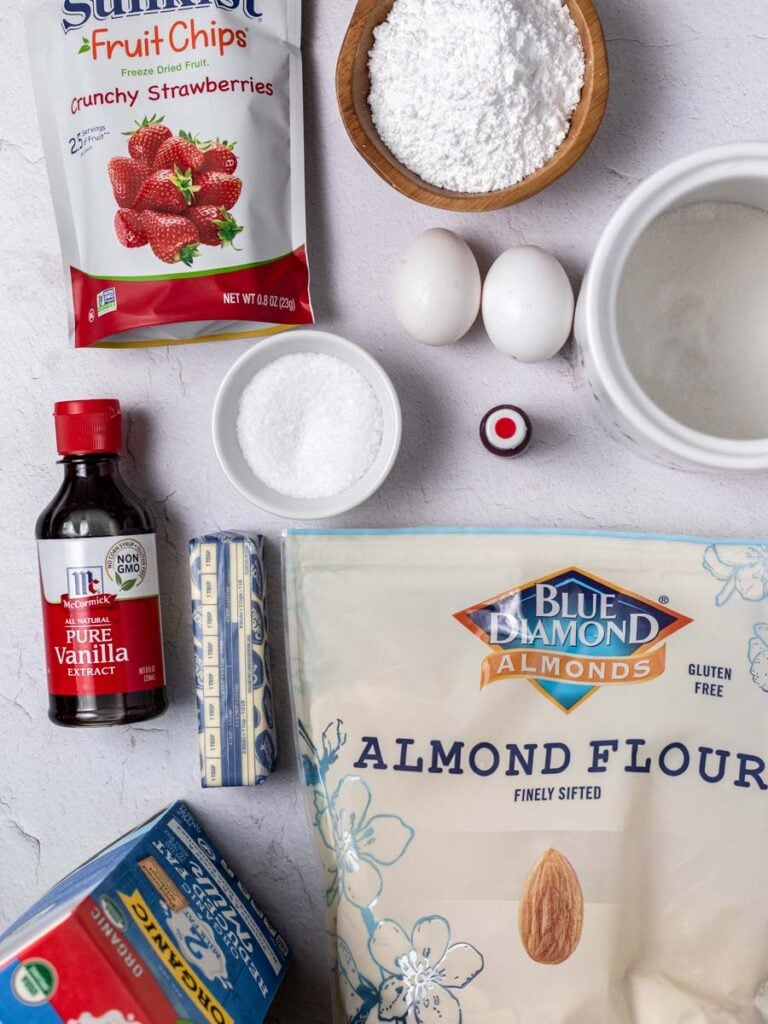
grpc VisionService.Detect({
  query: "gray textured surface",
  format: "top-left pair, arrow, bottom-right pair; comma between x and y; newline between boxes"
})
2,1 -> 768,1021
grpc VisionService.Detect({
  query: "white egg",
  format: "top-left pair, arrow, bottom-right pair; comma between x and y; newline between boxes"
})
482,246 -> 575,362
393,228 -> 481,346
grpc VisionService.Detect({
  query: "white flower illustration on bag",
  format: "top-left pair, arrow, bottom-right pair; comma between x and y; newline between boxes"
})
748,624 -> 768,691
299,719 -> 486,1024
369,916 -> 484,1024
703,545 -> 768,605
318,776 -> 414,909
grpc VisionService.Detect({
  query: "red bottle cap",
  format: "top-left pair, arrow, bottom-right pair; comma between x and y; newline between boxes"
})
54,399 -> 123,455
480,405 -> 532,458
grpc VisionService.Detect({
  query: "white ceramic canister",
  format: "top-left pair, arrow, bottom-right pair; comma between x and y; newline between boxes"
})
575,143 -> 768,472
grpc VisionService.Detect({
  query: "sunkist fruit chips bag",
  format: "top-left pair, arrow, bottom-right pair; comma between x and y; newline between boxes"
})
26,0 -> 312,348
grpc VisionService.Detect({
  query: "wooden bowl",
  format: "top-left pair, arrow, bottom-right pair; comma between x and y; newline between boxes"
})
336,0 -> 609,212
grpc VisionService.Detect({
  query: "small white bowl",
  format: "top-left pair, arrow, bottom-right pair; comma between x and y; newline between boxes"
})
212,330 -> 402,519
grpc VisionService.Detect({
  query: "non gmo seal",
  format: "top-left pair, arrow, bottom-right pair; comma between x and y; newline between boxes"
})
105,537 -> 148,593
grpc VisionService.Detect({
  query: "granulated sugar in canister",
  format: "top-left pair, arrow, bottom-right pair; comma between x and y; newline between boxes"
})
236,353 -> 383,499
367,0 -> 585,194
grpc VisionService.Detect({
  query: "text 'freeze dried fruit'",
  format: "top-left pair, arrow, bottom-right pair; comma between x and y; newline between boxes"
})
26,0 -> 312,348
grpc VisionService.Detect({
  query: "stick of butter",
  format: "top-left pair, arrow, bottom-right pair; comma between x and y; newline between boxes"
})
189,533 -> 276,787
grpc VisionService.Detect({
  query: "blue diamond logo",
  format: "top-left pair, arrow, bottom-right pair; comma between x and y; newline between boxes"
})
455,567 -> 692,713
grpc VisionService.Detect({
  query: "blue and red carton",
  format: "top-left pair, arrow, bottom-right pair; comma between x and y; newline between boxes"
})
0,802 -> 290,1024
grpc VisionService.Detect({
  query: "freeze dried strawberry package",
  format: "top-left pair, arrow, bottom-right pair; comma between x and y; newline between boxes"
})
26,0 -> 312,348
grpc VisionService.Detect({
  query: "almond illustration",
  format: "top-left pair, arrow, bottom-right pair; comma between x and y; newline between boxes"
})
518,848 -> 584,965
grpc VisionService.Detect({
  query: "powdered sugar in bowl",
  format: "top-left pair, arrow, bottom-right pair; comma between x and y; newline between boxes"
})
336,0 -> 608,211
212,331 -> 402,519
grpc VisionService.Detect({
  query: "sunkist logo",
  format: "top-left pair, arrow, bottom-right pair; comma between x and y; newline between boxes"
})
454,567 -> 693,713
61,0 -> 263,34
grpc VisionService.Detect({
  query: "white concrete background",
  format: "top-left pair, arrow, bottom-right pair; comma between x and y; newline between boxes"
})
2,0 -> 768,1020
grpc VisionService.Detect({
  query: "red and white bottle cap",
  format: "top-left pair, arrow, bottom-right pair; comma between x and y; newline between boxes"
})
54,399 -> 123,455
480,405 -> 532,457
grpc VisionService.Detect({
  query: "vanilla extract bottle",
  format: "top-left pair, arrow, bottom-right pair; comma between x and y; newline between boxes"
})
36,399 -> 168,726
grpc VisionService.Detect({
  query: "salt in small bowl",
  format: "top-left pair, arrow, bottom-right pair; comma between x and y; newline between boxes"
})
212,330 -> 402,520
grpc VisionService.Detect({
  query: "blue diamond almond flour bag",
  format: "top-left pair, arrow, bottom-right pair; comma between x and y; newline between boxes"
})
284,529 -> 768,1023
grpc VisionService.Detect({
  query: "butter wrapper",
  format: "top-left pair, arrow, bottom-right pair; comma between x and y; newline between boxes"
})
190,533 -> 276,787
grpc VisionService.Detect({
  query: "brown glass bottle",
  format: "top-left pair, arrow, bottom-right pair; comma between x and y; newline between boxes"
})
36,400 -> 168,726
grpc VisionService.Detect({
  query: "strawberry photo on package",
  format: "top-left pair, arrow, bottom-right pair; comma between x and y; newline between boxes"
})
26,0 -> 312,348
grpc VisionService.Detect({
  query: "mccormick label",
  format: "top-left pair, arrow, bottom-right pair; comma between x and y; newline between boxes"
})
0,802 -> 290,1024
38,534 -> 165,696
